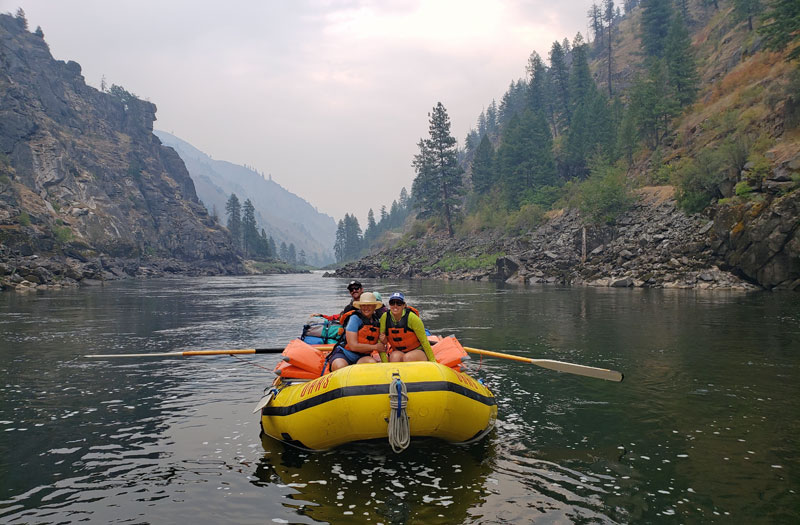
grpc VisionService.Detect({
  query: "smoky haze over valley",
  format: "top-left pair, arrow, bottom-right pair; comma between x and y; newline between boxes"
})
4,0 -> 591,223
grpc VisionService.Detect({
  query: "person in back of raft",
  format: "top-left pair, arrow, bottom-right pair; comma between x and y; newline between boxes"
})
329,292 -> 386,371
339,280 -> 363,318
378,292 -> 436,363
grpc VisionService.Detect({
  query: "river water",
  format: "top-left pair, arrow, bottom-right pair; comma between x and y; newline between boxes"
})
1,273 -> 798,524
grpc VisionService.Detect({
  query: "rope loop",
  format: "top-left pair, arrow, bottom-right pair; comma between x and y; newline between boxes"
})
388,373 -> 410,453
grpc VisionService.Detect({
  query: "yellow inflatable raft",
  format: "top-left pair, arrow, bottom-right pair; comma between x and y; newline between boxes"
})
260,359 -> 497,451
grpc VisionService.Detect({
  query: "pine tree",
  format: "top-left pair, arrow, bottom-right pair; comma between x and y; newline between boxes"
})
279,242 -> 288,261
412,139 -> 437,218
604,0 -> 616,96
640,0 -> 673,58
519,110 -> 557,191
225,193 -> 242,251
630,62 -> 677,148
664,13 -> 699,107
759,0 -> 800,61
399,187 -> 410,209
498,81 -> 528,128
569,35 -> 596,112
334,219 -> 346,262
477,111 -> 488,137
565,97 -> 608,179
411,103 -> 465,237
364,208 -> 377,242
15,8 -> 28,30
471,135 -> 495,194
241,199 -> 259,257
624,0 -> 640,13
528,51 -> 558,136
733,0 -> 763,31
549,41 -> 571,130
465,130 -> 480,154
676,0 -> 690,22
588,3 -> 604,46
343,214 -> 362,260
389,201 -> 400,227
617,104 -> 638,166
287,243 -> 297,265
260,229 -> 271,257
485,100 -> 499,139
497,111 -> 556,207
564,35 -> 605,177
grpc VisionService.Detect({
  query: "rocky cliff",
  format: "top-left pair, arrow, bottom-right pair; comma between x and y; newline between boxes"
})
0,14 -> 241,290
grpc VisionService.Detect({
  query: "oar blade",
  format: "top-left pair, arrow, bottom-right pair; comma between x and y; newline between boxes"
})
530,359 -> 624,382
84,351 -> 185,358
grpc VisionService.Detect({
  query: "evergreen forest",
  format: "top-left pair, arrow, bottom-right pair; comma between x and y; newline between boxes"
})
333,0 -> 800,264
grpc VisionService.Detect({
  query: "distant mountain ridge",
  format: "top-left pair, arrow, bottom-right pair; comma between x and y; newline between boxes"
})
155,131 -> 335,266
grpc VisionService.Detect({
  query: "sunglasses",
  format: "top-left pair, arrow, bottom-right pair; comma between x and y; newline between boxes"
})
389,300 -> 405,306
348,287 -> 362,293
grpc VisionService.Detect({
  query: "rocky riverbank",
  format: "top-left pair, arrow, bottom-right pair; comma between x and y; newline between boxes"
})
0,245 -> 316,292
0,244 -> 245,292
330,186 -> 799,291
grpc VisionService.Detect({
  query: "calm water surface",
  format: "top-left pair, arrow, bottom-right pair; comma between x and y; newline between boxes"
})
1,274 -> 798,524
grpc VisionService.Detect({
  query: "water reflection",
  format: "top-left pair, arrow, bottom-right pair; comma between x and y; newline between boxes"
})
1,276 -> 799,523
255,432 -> 496,524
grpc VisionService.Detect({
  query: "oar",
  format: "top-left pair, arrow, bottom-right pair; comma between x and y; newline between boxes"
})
85,347 -> 288,358
84,343 -> 338,359
463,347 -> 624,382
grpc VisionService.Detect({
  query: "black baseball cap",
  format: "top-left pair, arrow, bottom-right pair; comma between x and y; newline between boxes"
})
347,280 -> 362,291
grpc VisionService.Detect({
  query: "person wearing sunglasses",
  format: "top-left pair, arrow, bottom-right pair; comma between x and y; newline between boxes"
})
377,292 -> 435,363
339,280 -> 363,318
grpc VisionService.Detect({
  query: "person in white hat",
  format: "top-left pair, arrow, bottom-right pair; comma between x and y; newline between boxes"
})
329,292 -> 386,371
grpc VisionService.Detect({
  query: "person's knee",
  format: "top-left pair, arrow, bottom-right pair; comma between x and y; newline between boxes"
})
404,349 -> 427,362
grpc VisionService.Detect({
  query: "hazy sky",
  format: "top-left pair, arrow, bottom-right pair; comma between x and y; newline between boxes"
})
5,0 -> 592,224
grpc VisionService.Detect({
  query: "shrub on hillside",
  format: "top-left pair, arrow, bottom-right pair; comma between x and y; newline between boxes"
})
506,203 -> 545,235
571,163 -> 633,224
460,192 -> 509,234
675,149 -> 727,213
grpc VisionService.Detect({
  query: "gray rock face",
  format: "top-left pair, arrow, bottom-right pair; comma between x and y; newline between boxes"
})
710,192 -> 800,290
331,185 -> 800,290
0,14 -> 243,287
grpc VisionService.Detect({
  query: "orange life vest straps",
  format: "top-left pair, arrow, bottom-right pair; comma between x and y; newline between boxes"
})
385,307 -> 422,352
341,310 -> 381,353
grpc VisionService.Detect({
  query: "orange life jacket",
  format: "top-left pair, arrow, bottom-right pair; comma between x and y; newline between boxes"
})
339,309 -> 381,353
384,306 -> 423,352
273,339 -> 328,378
431,335 -> 468,370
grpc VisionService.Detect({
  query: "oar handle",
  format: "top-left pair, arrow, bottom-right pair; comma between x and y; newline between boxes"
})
84,344 -> 335,359
463,347 -> 533,363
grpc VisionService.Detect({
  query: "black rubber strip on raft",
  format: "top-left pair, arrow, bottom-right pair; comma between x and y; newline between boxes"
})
262,380 -> 496,417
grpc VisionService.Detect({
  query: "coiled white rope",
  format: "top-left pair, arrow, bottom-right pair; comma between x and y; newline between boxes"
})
388,375 -> 410,453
